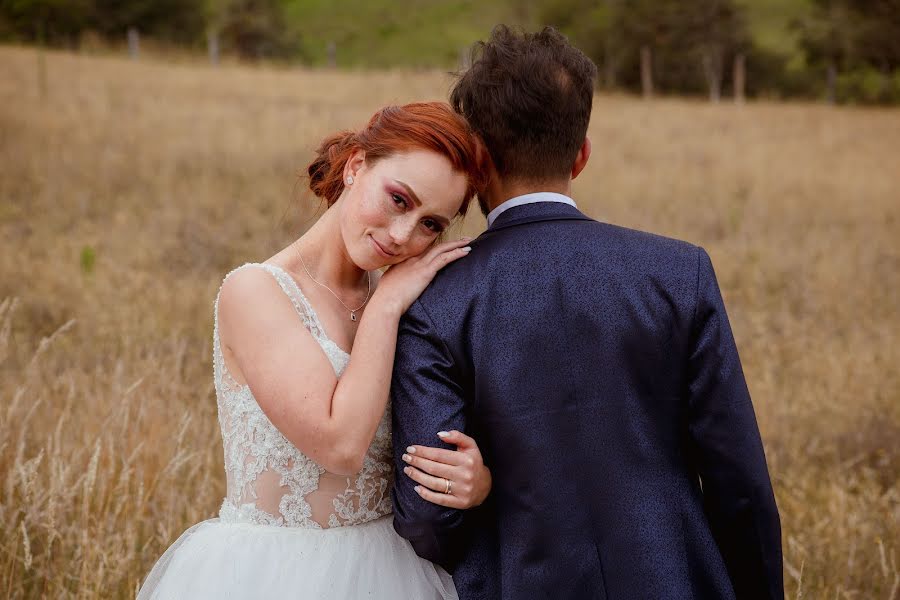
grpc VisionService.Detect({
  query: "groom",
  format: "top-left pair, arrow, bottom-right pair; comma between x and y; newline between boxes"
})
390,26 -> 783,600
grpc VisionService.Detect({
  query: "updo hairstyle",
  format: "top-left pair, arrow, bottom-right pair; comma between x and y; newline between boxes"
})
307,102 -> 488,217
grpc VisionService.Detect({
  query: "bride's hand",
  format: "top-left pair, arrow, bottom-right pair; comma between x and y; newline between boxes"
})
401,430 -> 491,509
372,238 -> 472,316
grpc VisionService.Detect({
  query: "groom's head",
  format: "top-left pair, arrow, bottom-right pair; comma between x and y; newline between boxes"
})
451,26 -> 597,211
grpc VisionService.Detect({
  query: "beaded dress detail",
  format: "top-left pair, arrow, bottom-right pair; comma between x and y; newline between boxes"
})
214,263 -> 393,529
136,263 -> 457,600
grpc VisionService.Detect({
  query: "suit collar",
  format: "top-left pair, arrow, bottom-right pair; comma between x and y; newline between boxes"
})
485,200 -> 593,232
486,192 -> 576,227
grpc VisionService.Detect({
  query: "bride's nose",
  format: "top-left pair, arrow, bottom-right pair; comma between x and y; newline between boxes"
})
388,218 -> 416,247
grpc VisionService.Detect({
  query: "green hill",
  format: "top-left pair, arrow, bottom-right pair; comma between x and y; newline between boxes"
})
283,0 -> 815,69
284,0 -> 511,68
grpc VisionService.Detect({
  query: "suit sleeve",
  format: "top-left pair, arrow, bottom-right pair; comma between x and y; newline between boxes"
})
390,299 -> 470,571
688,248 -> 784,600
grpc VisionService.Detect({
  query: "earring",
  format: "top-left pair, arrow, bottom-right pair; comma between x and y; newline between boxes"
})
346,176 -> 354,185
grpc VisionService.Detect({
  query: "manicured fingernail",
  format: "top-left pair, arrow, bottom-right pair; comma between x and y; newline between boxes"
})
461,246 -> 472,253
404,467 -> 411,475
406,446 -> 416,454
437,431 -> 450,438
402,454 -> 411,462
414,486 -> 422,493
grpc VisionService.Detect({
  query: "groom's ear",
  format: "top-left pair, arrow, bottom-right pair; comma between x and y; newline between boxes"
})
571,136 -> 591,181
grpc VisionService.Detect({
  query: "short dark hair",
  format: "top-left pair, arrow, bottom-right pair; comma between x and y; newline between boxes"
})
450,26 -> 597,184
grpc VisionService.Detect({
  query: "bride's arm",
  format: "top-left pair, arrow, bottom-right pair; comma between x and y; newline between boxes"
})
218,241 -> 470,476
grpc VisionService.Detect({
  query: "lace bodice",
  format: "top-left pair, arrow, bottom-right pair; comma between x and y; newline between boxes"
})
213,263 -> 393,529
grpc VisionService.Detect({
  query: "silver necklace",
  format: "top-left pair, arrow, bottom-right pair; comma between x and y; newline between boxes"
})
297,251 -> 371,322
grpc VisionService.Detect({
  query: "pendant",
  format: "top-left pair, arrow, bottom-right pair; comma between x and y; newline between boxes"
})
350,311 -> 357,322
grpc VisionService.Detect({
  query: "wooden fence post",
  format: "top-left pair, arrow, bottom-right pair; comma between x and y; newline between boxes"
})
733,53 -> 745,105
127,27 -> 140,60
207,30 -> 219,66
604,54 -> 617,89
37,47 -> 47,101
36,20 -> 47,101
640,46 -> 653,99
826,61 -> 837,104
327,41 -> 336,68
459,46 -> 471,71
603,0 -> 617,89
702,47 -> 723,103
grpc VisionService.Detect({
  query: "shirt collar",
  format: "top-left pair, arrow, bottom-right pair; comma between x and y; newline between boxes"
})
486,192 -> 577,228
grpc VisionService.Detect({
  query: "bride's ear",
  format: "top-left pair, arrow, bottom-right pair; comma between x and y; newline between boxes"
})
344,150 -> 367,183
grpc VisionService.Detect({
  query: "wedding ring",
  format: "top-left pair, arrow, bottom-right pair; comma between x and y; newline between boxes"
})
444,478 -> 453,495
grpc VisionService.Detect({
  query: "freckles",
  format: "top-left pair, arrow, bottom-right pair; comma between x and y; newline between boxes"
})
351,191 -> 383,228
409,233 -> 436,256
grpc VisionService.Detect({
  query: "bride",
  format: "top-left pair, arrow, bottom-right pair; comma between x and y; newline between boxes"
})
138,102 -> 492,599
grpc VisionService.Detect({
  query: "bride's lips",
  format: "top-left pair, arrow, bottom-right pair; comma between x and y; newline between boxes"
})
369,235 -> 397,258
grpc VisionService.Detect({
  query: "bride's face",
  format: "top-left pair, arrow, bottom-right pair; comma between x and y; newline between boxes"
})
339,149 -> 468,270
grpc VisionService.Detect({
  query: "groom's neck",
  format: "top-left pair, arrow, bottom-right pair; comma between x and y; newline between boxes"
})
483,177 -> 573,213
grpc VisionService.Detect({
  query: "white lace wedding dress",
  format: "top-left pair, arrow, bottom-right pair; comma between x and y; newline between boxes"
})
137,263 -> 457,599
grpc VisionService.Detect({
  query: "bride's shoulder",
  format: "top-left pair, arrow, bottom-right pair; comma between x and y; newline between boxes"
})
216,263 -> 296,324
219,262 -> 272,294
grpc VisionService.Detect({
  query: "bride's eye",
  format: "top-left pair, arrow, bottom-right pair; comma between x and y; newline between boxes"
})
391,193 -> 407,208
422,219 -> 443,233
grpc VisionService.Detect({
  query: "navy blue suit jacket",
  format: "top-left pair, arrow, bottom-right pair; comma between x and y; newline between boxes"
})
391,202 -> 783,600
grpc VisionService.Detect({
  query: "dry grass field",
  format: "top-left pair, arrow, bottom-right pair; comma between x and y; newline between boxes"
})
1,45 -> 898,599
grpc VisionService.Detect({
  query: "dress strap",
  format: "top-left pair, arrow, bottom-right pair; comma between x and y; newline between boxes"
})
220,263 -> 328,343
261,264 -> 327,337
212,263 -> 330,391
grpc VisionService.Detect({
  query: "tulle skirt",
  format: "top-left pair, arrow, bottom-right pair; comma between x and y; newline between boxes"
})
137,515 -> 458,599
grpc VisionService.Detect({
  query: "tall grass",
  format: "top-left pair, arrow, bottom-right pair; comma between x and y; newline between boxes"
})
1,45 -> 898,598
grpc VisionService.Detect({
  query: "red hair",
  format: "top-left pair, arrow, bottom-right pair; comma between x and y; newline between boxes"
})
307,102 -> 489,216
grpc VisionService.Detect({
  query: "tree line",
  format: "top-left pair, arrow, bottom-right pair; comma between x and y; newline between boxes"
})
540,0 -> 900,104
1,0 -> 898,104
0,0 -> 298,59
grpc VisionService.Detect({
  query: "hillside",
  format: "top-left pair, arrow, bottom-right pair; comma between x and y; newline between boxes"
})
283,0 -> 511,68
282,0 -> 815,69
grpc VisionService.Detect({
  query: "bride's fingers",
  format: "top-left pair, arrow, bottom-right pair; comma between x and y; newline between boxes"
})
422,237 -> 472,264
405,459 -> 479,507
436,430 -> 478,451
401,453 -> 455,480
414,484 -> 465,509
403,465 -> 450,494
429,245 -> 471,273
405,444 -> 472,467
